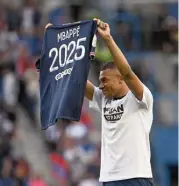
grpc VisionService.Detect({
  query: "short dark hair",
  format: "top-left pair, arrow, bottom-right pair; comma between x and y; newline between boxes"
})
100,61 -> 117,71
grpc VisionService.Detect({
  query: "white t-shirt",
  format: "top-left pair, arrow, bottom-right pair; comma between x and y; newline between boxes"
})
89,85 -> 153,182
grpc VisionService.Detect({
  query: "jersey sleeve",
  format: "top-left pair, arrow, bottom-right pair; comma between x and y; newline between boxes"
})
89,21 -> 97,59
35,58 -> 40,72
89,87 -> 103,112
135,84 -> 153,110
35,30 -> 47,72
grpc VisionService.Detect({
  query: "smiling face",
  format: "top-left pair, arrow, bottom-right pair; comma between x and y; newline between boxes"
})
99,68 -> 124,98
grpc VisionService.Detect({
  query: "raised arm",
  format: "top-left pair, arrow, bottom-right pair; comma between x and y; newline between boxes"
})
85,80 -> 95,101
94,19 -> 144,101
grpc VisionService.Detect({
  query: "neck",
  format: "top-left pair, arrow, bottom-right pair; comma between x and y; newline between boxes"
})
115,84 -> 129,99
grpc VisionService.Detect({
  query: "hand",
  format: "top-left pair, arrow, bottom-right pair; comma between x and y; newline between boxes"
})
44,23 -> 52,32
93,18 -> 111,41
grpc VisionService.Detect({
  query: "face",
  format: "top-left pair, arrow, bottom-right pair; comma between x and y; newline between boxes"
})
99,69 -> 122,98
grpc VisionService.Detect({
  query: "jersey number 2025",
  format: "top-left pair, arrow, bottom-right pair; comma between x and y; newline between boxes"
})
49,37 -> 86,72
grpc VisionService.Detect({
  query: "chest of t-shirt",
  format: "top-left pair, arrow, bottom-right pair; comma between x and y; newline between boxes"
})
101,92 -> 139,129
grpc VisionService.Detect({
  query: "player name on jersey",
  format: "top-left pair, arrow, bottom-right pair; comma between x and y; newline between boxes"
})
57,26 -> 80,42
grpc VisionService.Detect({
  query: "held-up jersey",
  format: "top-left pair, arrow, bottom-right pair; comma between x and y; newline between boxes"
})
36,20 -> 97,129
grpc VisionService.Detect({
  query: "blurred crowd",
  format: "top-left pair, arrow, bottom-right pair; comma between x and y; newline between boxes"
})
0,0 -> 177,186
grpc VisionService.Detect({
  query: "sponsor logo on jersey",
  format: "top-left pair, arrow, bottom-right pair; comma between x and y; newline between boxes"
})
55,67 -> 73,80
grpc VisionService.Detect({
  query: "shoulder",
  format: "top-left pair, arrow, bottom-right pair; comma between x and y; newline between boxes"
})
129,84 -> 153,110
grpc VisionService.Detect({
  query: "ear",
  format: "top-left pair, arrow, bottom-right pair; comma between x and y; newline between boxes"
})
118,75 -> 125,86
116,73 -> 123,81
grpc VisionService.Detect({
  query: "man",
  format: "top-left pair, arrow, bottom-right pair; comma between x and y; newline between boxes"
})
43,18 -> 153,186
85,19 -> 153,186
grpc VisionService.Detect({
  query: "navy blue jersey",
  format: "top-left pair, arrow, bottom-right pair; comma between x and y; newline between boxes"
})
37,20 -> 97,129
103,178 -> 153,186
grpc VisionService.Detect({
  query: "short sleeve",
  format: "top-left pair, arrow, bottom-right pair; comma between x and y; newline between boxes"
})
89,87 -> 102,112
135,84 -> 153,110
35,58 -> 40,72
35,30 -> 47,72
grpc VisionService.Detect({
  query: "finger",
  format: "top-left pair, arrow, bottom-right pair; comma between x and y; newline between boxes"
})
93,18 -> 106,29
97,20 -> 101,26
45,23 -> 52,29
105,23 -> 109,28
93,18 -> 100,25
99,21 -> 106,29
94,18 -> 101,26
101,22 -> 106,29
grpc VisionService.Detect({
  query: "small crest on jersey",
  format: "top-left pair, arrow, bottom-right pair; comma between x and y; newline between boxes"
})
90,52 -> 95,60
